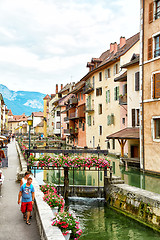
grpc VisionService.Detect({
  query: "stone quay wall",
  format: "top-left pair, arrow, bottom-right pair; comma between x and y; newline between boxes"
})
15,141 -> 65,240
105,181 -> 160,232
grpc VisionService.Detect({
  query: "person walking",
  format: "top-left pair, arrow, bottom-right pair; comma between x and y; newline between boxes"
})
18,177 -> 35,225
20,171 -> 30,187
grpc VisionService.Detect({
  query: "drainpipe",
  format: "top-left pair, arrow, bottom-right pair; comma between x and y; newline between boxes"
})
142,0 -> 145,173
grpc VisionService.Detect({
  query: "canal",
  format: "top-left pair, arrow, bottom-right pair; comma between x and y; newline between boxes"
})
33,156 -> 160,239
67,197 -> 160,240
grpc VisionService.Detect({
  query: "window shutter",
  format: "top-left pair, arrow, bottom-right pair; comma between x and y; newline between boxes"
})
106,91 -> 108,103
105,69 -> 107,79
108,90 -> 110,103
111,114 -> 114,124
148,38 -> 152,60
135,72 -> 140,91
114,87 -> 116,100
154,73 -> 160,98
149,2 -> 153,24
132,109 -> 135,127
117,86 -> 119,100
107,115 -> 109,125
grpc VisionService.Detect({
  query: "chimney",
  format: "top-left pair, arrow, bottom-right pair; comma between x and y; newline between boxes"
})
120,36 -> 126,48
113,42 -> 118,54
56,84 -> 58,94
61,84 -> 63,90
110,42 -> 118,54
110,43 -> 114,53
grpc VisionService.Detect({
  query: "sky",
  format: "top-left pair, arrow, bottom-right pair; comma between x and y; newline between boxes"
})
0,0 -> 140,94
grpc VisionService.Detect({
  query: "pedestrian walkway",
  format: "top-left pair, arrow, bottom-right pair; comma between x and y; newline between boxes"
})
0,140 -> 40,240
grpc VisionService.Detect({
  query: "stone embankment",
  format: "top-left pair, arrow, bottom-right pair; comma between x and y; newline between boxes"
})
105,180 -> 160,232
16,141 -> 65,240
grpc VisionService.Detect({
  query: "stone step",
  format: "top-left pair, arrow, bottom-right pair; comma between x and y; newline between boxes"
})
110,180 -> 125,184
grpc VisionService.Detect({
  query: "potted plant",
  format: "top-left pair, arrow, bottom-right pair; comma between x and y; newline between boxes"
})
43,192 -> 65,211
52,211 -> 82,240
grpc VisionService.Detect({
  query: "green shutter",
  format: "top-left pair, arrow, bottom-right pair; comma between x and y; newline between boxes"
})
106,91 -> 108,103
117,86 -> 119,100
114,87 -> 116,101
108,90 -> 110,103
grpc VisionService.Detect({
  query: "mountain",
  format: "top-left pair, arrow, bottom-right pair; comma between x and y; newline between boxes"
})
0,84 -> 46,115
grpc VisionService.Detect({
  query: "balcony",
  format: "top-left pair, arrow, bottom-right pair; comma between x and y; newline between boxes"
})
64,116 -> 69,122
69,97 -> 78,105
64,129 -> 70,135
69,112 -> 79,119
119,95 -> 127,105
86,104 -> 94,112
83,83 -> 94,94
70,128 -> 78,135
78,104 -> 85,118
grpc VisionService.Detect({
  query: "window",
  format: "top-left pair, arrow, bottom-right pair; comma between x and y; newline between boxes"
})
154,118 -> 160,139
132,109 -> 135,127
153,73 -> 160,98
56,122 -> 60,129
154,35 -> 160,58
155,1 -> 160,20
78,93 -> 80,101
135,72 -> 140,91
92,76 -> 95,89
81,92 -> 83,100
112,139 -> 115,149
82,123 -> 85,131
96,88 -> 102,96
98,104 -> 102,115
99,72 -> 102,81
79,119 -> 82,128
107,141 -> 110,149
107,114 -> 114,125
122,118 -> 125,125
105,68 -> 111,79
106,90 -> 110,103
93,117 -> 95,125
136,109 -> 140,126
88,116 -> 91,126
57,111 -> 60,116
99,126 -> 102,135
114,86 -> 119,100
114,63 -> 119,75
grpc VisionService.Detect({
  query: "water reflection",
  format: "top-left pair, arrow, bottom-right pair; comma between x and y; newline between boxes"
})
68,197 -> 160,240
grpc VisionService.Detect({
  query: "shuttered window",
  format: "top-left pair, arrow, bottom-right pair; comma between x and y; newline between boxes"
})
98,104 -> 102,115
154,73 -> 160,98
114,86 -> 119,100
99,72 -> 102,81
135,72 -> 140,91
149,2 -> 153,23
87,116 -> 91,126
148,38 -> 152,60
132,109 -> 135,127
106,90 -> 110,103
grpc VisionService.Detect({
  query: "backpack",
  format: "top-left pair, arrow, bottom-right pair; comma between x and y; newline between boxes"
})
22,183 -> 34,192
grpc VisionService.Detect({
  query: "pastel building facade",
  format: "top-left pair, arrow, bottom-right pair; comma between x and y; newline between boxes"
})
140,0 -> 160,173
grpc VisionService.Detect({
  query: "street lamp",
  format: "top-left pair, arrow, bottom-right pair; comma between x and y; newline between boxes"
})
27,117 -> 33,150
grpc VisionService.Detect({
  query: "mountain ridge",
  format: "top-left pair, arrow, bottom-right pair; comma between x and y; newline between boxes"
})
0,84 -> 46,115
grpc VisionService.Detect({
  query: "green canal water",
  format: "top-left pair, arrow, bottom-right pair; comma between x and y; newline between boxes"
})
67,197 -> 160,240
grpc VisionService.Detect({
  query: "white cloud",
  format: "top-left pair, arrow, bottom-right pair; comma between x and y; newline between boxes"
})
0,0 -> 140,93
24,100 -> 43,109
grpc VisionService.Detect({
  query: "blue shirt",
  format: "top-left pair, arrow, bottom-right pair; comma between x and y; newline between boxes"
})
20,183 -> 34,203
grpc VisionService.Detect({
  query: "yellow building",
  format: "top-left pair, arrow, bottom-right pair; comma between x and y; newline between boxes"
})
85,33 -> 140,156
140,0 -> 160,173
